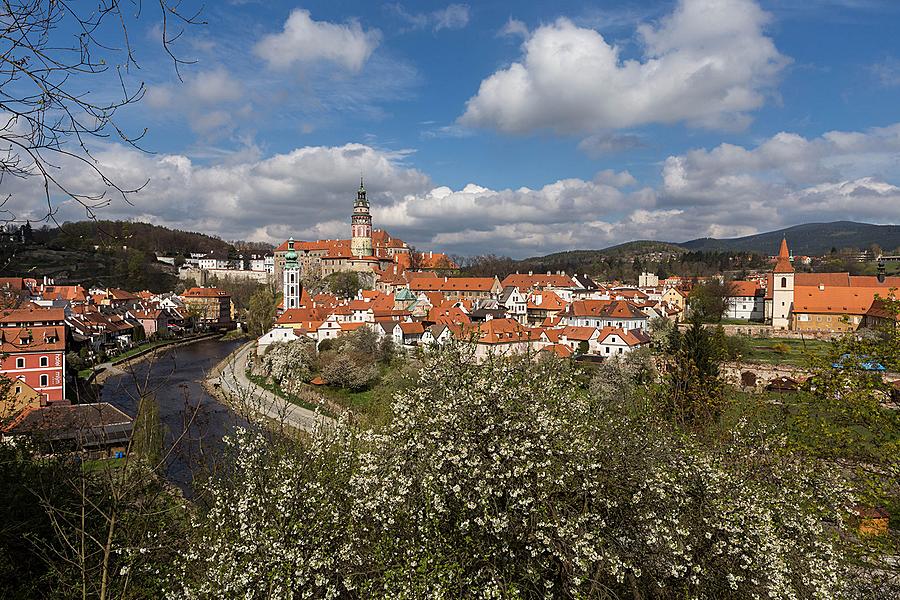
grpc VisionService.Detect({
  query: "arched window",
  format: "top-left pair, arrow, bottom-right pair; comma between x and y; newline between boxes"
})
40,374 -> 48,387
780,277 -> 787,288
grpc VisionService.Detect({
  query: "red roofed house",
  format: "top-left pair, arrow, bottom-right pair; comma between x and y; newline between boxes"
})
764,238 -> 900,332
726,280 -> 765,321
564,300 -> 649,331
596,327 -> 651,357
182,287 -> 233,328
409,276 -> 503,300
1,307 -> 67,404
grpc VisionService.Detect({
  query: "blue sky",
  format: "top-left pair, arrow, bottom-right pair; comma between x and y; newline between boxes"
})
11,0 -> 900,256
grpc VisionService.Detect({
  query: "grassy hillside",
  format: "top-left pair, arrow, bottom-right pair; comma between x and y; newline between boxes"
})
37,220 -> 235,256
1,245 -> 178,291
681,221 -> 900,255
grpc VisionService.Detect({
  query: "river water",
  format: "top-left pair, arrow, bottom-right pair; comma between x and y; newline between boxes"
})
100,338 -> 247,493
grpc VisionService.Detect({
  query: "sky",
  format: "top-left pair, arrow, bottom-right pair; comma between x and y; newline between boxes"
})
8,0 -> 900,257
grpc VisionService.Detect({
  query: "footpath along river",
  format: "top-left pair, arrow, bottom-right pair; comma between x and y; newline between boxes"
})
99,337 -> 246,492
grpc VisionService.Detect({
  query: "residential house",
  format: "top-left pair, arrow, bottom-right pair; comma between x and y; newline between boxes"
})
182,287 -> 233,328
564,300 -> 648,331
596,327 -> 651,357
0,307 -> 67,404
726,281 -> 765,321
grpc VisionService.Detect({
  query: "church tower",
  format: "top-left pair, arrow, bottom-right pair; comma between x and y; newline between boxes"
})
771,237 -> 794,330
350,178 -> 373,258
283,237 -> 301,310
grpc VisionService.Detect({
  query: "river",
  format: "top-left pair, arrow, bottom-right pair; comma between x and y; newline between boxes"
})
100,337 -> 247,493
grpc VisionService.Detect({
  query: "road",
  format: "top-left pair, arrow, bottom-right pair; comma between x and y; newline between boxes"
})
210,341 -> 329,433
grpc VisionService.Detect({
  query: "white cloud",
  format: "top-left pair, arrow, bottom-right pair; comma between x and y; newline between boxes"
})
498,17 -> 528,39
254,9 -> 380,72
387,3 -> 470,32
578,132 -> 645,157
433,4 -> 470,31
8,124 -> 900,257
460,0 -> 788,134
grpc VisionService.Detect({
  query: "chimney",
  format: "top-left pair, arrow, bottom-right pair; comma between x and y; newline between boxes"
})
818,283 -> 825,291
878,260 -> 886,283
547,271 -> 551,276
528,271 -> 533,276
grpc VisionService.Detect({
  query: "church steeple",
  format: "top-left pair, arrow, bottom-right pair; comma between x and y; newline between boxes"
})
351,177 -> 373,258
283,237 -> 301,310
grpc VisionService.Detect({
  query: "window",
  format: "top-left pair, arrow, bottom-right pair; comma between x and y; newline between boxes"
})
16,357 -> 25,368
781,277 -> 787,288
40,356 -> 48,367
40,374 -> 48,387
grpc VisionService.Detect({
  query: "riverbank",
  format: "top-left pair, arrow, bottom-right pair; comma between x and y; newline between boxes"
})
87,332 -> 223,385
207,340 -> 328,432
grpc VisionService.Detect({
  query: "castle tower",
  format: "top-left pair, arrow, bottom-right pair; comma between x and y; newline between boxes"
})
283,237 -> 301,310
350,178 -> 373,258
771,237 -> 794,330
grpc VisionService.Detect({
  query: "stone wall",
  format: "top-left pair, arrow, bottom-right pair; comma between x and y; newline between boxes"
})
679,322 -> 841,340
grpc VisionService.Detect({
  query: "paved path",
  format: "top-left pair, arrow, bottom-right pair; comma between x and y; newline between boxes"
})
210,341 -> 329,432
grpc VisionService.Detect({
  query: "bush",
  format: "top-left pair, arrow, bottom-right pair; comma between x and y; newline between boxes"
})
259,338 -> 317,395
320,353 -> 379,391
180,347 -> 855,599
772,342 -> 790,355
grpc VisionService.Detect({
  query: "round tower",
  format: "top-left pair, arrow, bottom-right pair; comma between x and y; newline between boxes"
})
283,237 -> 301,310
350,178 -> 373,258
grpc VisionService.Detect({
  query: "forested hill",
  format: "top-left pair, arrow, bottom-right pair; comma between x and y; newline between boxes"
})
680,221 -> 900,255
35,220 -> 235,256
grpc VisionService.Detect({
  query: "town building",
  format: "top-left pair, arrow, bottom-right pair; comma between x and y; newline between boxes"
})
0,307 -> 67,404
764,238 -> 900,332
726,281 -> 765,321
181,287 -> 233,329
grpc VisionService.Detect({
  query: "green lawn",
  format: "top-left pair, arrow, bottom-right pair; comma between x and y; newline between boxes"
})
742,337 -> 832,367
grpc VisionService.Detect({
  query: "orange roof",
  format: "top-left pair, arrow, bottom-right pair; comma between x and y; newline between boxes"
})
558,326 -> 598,341
339,322 -> 368,331
0,307 -> 66,324
38,285 -> 88,302
427,305 -> 471,325
463,318 -> 541,344
526,290 -> 567,311
729,281 -> 760,297
1,325 -> 66,353
0,277 -> 25,291
773,238 -> 794,273
183,287 -> 229,298
277,308 -> 326,325
399,321 -> 425,334
596,326 -> 651,347
540,343 -> 573,358
567,300 -> 645,319
410,277 -> 498,293
793,286 -> 883,315
866,298 -> 900,321
502,273 -> 576,289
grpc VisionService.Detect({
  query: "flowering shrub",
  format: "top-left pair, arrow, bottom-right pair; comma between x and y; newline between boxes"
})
320,352 -> 379,391
257,338 -> 317,395
176,344 -> 854,599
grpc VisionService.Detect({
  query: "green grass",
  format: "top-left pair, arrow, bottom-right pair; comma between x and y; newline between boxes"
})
314,363 -> 408,427
245,371 -> 333,416
220,328 -> 249,341
742,337 -> 832,367
110,339 -> 172,365
81,457 -> 125,472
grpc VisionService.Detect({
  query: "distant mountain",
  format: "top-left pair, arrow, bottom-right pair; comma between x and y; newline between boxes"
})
680,221 -> 900,255
513,241 -> 685,274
